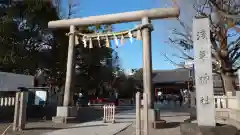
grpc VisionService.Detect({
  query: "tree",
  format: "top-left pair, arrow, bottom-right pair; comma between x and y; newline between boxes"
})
164,0 -> 240,93
0,0 -> 121,98
0,0 -> 72,91
74,42 -> 117,92
0,0 -> 64,75
131,68 -> 143,91
59,0 -> 121,94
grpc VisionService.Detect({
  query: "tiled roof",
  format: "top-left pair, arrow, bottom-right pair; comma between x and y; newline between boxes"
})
152,68 -> 239,91
152,68 -> 191,83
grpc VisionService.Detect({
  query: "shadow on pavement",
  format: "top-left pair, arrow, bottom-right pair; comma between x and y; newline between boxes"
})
24,124 -> 107,131
116,117 -> 135,120
163,122 -> 180,129
161,114 -> 190,117
115,121 -> 134,123
0,105 -> 134,123
184,116 -> 196,123
24,127 -> 63,131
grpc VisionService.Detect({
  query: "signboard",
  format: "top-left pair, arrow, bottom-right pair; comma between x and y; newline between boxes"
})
34,90 -> 47,105
193,18 -> 216,126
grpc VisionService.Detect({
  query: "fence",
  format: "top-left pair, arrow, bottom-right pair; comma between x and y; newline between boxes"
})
0,97 -> 15,106
187,94 -> 240,123
214,96 -> 238,109
189,95 -> 238,109
0,95 -> 57,122
0,95 -> 237,109
103,104 -> 115,123
214,96 -> 226,108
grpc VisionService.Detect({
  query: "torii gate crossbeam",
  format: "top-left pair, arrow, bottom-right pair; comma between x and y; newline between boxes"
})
48,8 -> 179,28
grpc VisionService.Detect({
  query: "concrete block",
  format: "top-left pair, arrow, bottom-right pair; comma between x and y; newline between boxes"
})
56,106 -> 77,117
52,116 -> 66,124
52,116 -> 76,124
229,109 -> 240,122
56,106 -> 68,117
216,109 -> 229,119
140,108 -> 156,122
53,106 -> 78,124
227,92 -> 233,97
152,120 -> 166,129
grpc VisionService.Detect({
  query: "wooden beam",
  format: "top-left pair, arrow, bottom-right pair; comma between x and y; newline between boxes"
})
48,7 -> 179,28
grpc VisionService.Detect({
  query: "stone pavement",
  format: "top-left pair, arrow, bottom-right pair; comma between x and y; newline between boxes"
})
43,109 -> 136,135
118,105 -> 191,135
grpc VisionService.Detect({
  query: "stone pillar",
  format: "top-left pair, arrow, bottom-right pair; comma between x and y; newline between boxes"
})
236,91 -> 240,108
193,18 -> 215,126
238,69 -> 240,90
237,70 -> 240,108
189,91 -> 196,119
141,17 -> 153,108
63,25 -> 75,107
141,17 -> 155,123
13,92 -> 20,131
190,91 -> 196,108
143,93 -> 149,135
135,92 -> 141,135
226,92 -> 233,108
53,25 -> 77,123
226,92 -> 233,97
18,92 -> 28,130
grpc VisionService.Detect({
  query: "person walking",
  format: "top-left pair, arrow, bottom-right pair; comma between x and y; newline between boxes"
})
179,94 -> 183,106
73,93 -> 78,106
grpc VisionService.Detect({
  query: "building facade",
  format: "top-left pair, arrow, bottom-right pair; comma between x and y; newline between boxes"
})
152,68 -> 239,96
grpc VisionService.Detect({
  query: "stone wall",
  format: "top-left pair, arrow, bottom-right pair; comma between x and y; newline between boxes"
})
0,105 -> 57,122
0,105 -> 103,123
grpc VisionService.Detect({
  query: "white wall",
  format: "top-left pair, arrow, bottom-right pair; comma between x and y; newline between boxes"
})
0,72 -> 34,91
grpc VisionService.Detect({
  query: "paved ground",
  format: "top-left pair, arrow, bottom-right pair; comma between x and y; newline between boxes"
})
44,109 -> 136,135
3,101 -> 240,135
0,106 -> 135,135
0,103 -> 194,135
0,120 -> 77,135
117,112 -> 190,135
117,104 -> 191,135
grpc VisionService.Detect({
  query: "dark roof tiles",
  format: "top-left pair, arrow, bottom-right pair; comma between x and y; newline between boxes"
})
153,68 -> 191,83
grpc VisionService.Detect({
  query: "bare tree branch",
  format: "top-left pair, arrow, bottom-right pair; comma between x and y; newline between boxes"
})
229,36 -> 240,56
160,52 -> 185,68
209,0 -> 240,17
232,52 -> 240,63
168,37 -> 194,60
164,0 -> 239,77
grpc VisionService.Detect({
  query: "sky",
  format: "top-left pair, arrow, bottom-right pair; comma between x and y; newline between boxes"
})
59,0 -> 197,71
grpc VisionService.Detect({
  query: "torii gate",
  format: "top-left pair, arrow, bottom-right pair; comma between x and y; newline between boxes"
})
48,7 -> 179,123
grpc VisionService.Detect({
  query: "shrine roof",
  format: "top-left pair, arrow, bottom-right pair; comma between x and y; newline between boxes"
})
152,68 -> 191,84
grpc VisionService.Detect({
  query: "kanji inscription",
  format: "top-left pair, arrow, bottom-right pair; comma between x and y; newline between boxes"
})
196,29 -> 207,40
198,49 -> 209,61
198,73 -> 210,85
